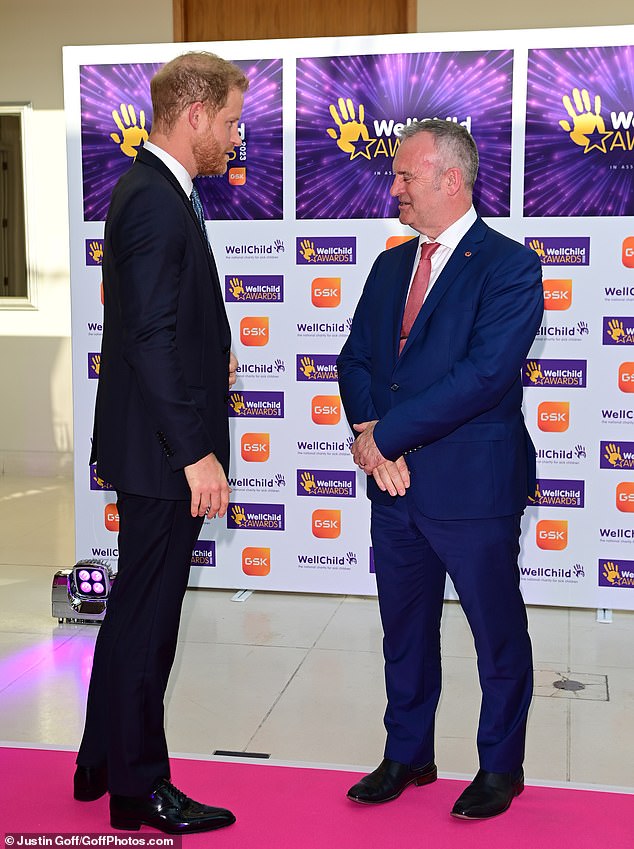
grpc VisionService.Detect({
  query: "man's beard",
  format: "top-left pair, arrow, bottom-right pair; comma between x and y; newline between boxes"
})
194,134 -> 228,176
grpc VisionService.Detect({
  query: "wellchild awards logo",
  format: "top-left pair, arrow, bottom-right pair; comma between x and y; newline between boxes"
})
599,559 -> 634,588
603,317 -> 634,345
297,238 -> 356,265
526,238 -> 590,266
523,359 -> 587,387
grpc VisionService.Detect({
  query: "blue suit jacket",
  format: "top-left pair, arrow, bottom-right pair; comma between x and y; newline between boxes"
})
337,218 -> 543,520
91,148 -> 232,499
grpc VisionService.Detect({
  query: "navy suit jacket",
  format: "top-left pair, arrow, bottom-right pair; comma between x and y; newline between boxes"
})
91,147 -> 232,500
337,218 -> 543,520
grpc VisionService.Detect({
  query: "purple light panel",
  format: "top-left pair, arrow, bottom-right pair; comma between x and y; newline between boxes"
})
296,50 -> 513,219
525,45 -> 634,216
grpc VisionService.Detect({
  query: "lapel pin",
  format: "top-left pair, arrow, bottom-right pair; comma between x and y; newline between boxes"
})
464,251 -> 472,257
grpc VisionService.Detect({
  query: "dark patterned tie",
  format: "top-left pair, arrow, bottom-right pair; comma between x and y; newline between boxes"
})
190,183 -> 211,252
399,241 -> 440,354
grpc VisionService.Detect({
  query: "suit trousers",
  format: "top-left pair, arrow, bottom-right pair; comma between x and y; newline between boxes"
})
77,492 -> 204,796
371,494 -> 533,774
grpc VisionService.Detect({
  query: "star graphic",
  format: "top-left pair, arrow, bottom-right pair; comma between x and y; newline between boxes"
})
582,128 -> 613,154
349,135 -> 377,161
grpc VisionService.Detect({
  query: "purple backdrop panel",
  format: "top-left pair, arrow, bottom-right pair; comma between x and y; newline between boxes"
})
296,50 -> 513,220
525,45 -> 634,217
80,58 -> 283,222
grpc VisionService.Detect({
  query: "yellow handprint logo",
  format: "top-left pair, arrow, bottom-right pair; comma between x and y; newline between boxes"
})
300,356 -> 317,379
90,354 -> 101,377
231,505 -> 247,526
528,239 -> 545,258
88,241 -> 103,264
604,443 -> 623,468
300,471 -> 317,493
110,104 -> 148,158
327,98 -> 376,160
528,482 -> 542,504
559,89 -> 612,153
526,361 -> 543,384
602,561 -> 621,585
230,393 -> 246,415
300,240 -> 316,262
229,277 -> 245,300
607,319 -> 626,343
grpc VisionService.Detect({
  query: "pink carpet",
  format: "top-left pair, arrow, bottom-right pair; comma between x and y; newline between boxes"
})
1,747 -> 632,848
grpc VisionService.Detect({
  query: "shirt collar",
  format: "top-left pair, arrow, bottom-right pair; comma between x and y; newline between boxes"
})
419,205 -> 477,251
143,140 -> 193,198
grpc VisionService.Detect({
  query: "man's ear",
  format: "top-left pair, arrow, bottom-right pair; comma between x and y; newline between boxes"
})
444,167 -> 463,197
187,101 -> 206,130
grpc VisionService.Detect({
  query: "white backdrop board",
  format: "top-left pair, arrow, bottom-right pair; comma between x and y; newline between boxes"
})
64,26 -> 634,609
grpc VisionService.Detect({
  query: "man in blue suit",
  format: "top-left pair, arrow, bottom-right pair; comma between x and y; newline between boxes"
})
338,119 -> 543,819
74,53 -> 247,834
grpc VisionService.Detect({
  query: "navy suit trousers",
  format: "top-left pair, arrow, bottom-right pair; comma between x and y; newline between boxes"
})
371,495 -> 533,773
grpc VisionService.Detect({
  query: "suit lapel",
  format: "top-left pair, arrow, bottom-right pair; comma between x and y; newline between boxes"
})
400,218 -> 487,354
136,149 -> 228,322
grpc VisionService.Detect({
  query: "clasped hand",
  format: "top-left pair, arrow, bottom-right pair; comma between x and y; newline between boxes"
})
352,421 -> 410,497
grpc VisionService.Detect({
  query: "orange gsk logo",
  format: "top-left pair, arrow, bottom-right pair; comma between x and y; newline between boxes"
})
312,509 -> 341,538
312,395 -> 341,425
616,482 -> 634,513
311,277 -> 341,308
538,401 -> 570,432
105,503 -> 119,532
242,547 -> 270,575
241,432 -> 270,462
542,279 -> 572,311
536,519 -> 568,550
240,316 -> 269,346
619,362 -> 634,393
622,237 -> 634,268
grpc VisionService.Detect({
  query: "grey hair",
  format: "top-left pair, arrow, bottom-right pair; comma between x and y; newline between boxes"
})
397,119 -> 479,191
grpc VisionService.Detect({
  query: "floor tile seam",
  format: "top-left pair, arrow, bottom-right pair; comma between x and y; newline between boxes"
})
0,630 -> 80,693
309,593 -> 347,651
242,648 -> 313,752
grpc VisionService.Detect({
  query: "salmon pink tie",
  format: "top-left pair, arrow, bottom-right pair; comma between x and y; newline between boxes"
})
399,241 -> 440,354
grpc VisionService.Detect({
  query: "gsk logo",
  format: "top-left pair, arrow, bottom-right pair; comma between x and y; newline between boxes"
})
386,236 -> 416,250
536,519 -> 568,550
622,237 -> 634,268
241,433 -> 270,462
242,547 -> 271,576
312,395 -> 341,425
240,316 -> 269,346
105,503 -> 119,532
538,401 -> 570,432
616,482 -> 634,513
312,509 -> 341,538
229,167 -> 246,186
543,279 -> 572,311
311,277 -> 341,308
618,362 -> 634,392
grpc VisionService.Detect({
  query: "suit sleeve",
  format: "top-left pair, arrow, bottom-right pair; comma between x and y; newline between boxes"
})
373,246 -> 543,461
337,254 -> 383,428
109,182 -> 213,471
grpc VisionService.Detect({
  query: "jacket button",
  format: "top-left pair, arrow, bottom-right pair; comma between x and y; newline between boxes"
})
390,383 -> 399,391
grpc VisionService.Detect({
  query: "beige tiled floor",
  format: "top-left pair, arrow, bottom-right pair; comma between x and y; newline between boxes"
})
0,474 -> 633,790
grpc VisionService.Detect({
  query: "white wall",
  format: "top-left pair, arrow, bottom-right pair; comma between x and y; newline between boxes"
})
0,0 -> 172,475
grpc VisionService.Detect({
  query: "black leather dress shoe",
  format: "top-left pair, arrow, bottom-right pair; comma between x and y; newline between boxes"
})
451,768 -> 524,819
110,778 -> 236,834
74,764 -> 108,801
347,758 -> 437,804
